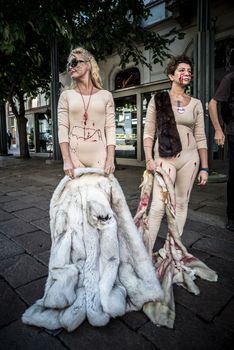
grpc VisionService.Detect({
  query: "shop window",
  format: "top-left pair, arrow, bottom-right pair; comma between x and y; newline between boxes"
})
35,112 -> 52,153
115,95 -> 137,158
115,68 -> 140,90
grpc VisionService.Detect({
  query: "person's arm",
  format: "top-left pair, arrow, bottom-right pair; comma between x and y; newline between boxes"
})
60,142 -> 74,177
194,100 -> 209,185
197,148 -> 209,186
58,91 -> 74,177
143,97 -> 157,173
104,93 -> 116,174
208,98 -> 225,146
144,138 -> 155,172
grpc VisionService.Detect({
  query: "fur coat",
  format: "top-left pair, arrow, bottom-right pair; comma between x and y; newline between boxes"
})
22,168 -> 163,332
134,168 -> 218,328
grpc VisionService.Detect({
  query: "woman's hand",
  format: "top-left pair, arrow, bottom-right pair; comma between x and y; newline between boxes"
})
197,169 -> 208,186
146,158 -> 156,173
63,159 -> 74,178
104,158 -> 115,175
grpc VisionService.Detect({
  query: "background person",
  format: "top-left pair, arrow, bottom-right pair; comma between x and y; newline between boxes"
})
143,55 -> 208,254
209,71 -> 234,232
58,47 -> 116,177
6,129 -> 13,149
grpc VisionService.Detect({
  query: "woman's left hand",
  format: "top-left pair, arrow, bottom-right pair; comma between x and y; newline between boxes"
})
104,158 -> 115,175
197,170 -> 208,186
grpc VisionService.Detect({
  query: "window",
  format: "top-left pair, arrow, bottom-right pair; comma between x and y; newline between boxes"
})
115,95 -> 137,158
115,68 -> 140,90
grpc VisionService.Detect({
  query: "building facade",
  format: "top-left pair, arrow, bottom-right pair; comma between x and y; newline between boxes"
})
6,0 -> 234,166
98,0 -> 234,166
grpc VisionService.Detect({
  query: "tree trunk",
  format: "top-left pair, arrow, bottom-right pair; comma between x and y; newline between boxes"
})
16,116 -> 30,159
8,88 -> 30,159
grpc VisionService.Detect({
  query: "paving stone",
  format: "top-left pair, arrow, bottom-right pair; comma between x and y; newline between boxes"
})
32,200 -> 50,211
183,219 -> 210,232
0,234 -> 24,261
0,184 -> 17,193
20,185 -> 46,193
196,205 -> 226,218
0,254 -> 47,288
31,217 -> 50,234
0,208 -> 13,222
35,250 -> 50,266
59,319 -> 154,350
205,256 -> 234,292
0,320 -> 67,350
120,311 -> 148,330
181,229 -> 202,247
199,225 -> 234,243
0,218 -> 37,237
13,207 -> 48,223
188,208 -> 225,228
214,298 -> 234,333
7,190 -> 28,197
174,280 -> 232,322
2,200 -> 32,213
13,231 -> 51,254
0,194 -> 15,203
20,194 -> 44,203
193,237 -> 234,261
0,279 -> 26,328
17,277 -> 47,305
139,304 -> 233,350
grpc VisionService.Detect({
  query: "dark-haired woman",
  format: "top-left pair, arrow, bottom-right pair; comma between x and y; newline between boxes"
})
143,55 -> 208,253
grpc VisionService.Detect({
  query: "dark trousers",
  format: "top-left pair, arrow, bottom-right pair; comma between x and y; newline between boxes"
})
227,135 -> 234,220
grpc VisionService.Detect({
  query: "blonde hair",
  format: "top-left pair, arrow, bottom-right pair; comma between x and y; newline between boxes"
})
68,47 -> 103,89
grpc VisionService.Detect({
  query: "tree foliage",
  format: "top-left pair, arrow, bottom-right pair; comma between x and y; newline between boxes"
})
0,0 -> 182,158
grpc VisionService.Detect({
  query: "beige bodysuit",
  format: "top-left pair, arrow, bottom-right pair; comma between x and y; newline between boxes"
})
58,89 -> 116,168
144,95 -> 207,252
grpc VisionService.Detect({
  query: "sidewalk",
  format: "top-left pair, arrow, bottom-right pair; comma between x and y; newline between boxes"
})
0,156 -> 233,350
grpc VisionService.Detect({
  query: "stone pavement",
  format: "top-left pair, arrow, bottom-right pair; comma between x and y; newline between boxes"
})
0,156 -> 233,350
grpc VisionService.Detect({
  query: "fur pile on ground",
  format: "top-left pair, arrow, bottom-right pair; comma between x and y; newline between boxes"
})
22,168 -> 163,332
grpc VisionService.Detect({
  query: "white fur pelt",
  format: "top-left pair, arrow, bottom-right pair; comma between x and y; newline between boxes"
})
22,168 -> 163,332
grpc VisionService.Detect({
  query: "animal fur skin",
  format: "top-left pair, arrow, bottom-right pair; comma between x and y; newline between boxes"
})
22,168 -> 163,332
135,168 -> 218,328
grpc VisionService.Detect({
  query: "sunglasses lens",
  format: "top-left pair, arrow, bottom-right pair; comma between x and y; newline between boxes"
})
67,58 -> 87,70
70,58 -> 79,68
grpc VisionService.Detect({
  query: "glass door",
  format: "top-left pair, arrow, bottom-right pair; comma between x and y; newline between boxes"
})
115,95 -> 137,158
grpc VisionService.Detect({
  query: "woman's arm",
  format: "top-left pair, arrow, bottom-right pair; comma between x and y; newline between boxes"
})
143,96 -> 156,172
58,91 -> 74,177
105,93 -> 116,174
105,144 -> 116,175
194,100 -> 209,185
60,142 -> 74,177
144,137 -> 155,173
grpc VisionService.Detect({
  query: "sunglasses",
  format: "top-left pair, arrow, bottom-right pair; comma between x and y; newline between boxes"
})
67,58 -> 87,70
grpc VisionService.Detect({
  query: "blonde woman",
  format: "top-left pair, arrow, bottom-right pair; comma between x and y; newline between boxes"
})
58,47 -> 116,176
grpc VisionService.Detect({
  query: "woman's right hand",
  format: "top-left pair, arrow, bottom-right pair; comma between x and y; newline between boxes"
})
146,158 -> 156,173
63,159 -> 74,178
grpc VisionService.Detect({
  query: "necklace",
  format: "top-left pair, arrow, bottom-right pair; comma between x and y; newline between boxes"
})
76,84 -> 94,125
177,100 -> 185,114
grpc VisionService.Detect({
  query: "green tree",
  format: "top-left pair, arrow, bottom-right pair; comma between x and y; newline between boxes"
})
0,0 -> 181,158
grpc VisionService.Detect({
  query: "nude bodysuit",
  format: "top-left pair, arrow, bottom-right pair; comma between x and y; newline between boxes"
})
144,96 -> 207,252
58,89 -> 116,168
